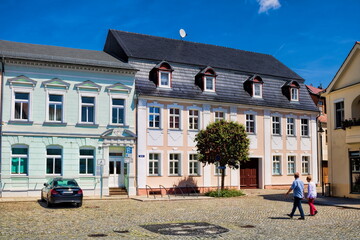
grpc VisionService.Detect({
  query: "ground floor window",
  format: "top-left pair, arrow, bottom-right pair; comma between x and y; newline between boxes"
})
11,146 -> 28,175
79,149 -> 94,175
272,156 -> 281,175
189,154 -> 200,175
350,151 -> 360,193
287,156 -> 296,175
169,153 -> 180,176
149,153 -> 160,176
301,156 -> 309,175
46,148 -> 62,174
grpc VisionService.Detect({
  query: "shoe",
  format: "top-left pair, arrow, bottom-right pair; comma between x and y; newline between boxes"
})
309,214 -> 315,216
298,217 -> 305,220
314,211 -> 318,215
287,214 -> 293,219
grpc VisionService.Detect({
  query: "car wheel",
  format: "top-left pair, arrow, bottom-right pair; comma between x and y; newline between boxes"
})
40,192 -> 45,202
76,202 -> 82,208
46,199 -> 52,208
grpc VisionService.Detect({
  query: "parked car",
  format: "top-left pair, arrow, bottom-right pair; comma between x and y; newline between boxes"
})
41,178 -> 83,208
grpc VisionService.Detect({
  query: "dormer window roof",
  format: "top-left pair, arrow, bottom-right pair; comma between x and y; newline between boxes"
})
195,67 -> 217,92
149,61 -> 174,88
282,80 -> 300,102
244,75 -> 263,98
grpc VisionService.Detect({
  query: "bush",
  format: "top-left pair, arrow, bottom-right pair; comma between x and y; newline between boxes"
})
205,189 -> 245,197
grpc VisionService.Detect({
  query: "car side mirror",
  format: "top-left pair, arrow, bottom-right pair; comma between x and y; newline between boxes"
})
44,183 -> 48,187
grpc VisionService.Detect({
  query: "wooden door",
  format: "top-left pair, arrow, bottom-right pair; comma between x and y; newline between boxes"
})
240,158 -> 259,188
322,161 -> 329,184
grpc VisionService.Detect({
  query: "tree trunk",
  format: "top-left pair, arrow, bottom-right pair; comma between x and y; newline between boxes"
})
221,167 -> 226,190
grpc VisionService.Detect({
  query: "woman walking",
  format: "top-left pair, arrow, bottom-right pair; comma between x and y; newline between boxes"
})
306,175 -> 318,216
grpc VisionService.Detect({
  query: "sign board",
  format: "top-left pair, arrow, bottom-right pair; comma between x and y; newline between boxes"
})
97,159 -> 105,166
126,146 -> 133,154
138,155 -> 145,158
217,166 -> 226,169
124,157 -> 132,163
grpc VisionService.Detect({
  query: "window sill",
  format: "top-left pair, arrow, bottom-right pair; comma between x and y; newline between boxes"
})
8,120 -> 33,125
76,123 -> 99,128
107,124 -> 129,128
188,174 -> 201,177
148,175 -> 161,177
10,174 -> 28,177
188,129 -> 200,132
272,174 -> 282,176
168,175 -> 181,177
272,134 -> 282,137
43,122 -> 67,126
286,135 -> 297,138
301,136 -> 310,138
247,132 -> 256,135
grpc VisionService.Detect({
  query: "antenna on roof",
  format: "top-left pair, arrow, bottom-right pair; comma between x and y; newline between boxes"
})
179,29 -> 187,40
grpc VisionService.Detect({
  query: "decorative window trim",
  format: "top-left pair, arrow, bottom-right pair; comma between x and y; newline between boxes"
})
244,75 -> 264,98
42,78 -> 70,90
150,61 -> 174,88
188,108 -> 201,131
147,102 -> 163,129
7,75 -> 37,89
109,94 -> 126,126
45,90 -> 66,124
78,92 -> 98,125
106,82 -> 131,94
168,103 -> 183,130
195,66 -> 217,92
10,87 -> 33,122
75,80 -> 102,92
282,80 -> 300,102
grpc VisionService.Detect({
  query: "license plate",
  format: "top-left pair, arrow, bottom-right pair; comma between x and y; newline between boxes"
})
63,190 -> 73,194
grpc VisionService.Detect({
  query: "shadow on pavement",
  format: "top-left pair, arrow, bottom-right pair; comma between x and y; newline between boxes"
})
37,200 -> 80,209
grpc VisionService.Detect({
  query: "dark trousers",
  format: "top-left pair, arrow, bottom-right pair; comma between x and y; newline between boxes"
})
290,197 -> 305,218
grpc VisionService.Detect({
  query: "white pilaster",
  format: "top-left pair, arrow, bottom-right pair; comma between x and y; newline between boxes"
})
310,114 -> 318,183
264,110 -> 271,187
137,99 -> 147,189
230,106 -> 237,122
202,104 -> 211,187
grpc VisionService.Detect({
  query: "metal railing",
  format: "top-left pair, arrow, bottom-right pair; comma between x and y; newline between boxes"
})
145,185 -> 156,199
159,185 -> 170,199
186,184 -> 199,198
173,184 -> 185,198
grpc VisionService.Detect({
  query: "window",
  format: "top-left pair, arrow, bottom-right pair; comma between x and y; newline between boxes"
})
169,108 -> 180,129
349,151 -> 360,193
112,98 -> 125,124
301,119 -> 309,136
335,101 -> 344,128
79,149 -> 94,175
246,114 -> 255,133
291,88 -> 299,101
287,117 -> 295,136
253,83 -> 262,98
272,116 -> 281,135
48,94 -> 63,122
148,153 -> 160,176
159,71 -> 170,87
287,156 -> 296,175
189,154 -> 200,175
14,92 -> 29,120
301,156 -> 309,174
272,156 -> 281,175
149,107 -> 160,128
46,148 -> 62,174
11,146 -> 28,175
205,76 -> 215,91
214,111 -> 224,122
169,153 -> 180,175
81,96 -> 95,123
188,109 -> 199,130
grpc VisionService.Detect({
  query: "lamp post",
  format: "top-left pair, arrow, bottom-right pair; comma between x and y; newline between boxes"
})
318,122 -> 325,196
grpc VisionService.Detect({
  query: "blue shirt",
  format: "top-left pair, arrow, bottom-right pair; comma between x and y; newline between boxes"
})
291,178 -> 304,198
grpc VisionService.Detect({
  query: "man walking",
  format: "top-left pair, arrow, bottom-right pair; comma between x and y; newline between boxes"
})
285,172 -> 305,220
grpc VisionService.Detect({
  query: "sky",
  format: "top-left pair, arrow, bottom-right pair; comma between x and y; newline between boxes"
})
1,0 -> 359,88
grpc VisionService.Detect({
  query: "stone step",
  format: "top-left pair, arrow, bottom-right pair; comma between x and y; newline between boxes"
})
109,188 -> 128,196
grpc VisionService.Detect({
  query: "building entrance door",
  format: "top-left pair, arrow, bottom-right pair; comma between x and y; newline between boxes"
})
240,158 -> 259,188
109,156 -> 125,187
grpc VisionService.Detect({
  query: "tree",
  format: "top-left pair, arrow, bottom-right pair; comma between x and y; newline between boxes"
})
195,120 -> 250,189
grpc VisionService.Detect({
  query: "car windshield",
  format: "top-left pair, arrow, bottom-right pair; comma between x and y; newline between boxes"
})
54,180 -> 78,187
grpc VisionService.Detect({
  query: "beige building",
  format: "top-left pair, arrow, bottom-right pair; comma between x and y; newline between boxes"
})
324,41 -> 360,198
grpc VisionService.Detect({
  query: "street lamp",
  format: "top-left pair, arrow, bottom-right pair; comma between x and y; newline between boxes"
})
318,122 -> 325,196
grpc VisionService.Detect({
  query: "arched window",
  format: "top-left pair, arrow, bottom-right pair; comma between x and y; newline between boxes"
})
11,145 -> 28,175
195,67 -> 217,92
149,61 -> 174,88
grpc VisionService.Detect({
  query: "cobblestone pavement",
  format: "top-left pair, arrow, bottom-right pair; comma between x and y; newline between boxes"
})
0,191 -> 359,240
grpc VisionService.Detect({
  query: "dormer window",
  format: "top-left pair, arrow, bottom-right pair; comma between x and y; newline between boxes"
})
149,61 -> 174,88
244,75 -> 263,98
282,80 -> 300,102
195,67 -> 216,92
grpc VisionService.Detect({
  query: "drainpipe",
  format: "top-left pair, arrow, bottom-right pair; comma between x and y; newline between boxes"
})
0,56 -> 4,197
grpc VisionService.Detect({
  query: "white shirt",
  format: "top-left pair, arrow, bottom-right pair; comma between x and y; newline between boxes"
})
307,181 -> 317,199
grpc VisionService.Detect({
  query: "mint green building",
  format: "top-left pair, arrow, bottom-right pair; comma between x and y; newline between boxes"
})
0,40 -> 137,197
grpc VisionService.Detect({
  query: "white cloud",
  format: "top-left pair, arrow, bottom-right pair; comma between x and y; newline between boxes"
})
257,0 -> 281,13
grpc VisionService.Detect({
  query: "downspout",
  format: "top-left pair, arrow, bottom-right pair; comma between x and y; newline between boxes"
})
134,92 -> 139,195
0,56 -> 4,197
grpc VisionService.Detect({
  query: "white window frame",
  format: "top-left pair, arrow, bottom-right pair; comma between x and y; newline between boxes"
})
169,152 -> 181,176
246,114 -> 256,134
11,88 -> 33,122
301,155 -> 310,174
78,93 -> 97,124
204,76 -> 215,92
169,108 -> 181,130
188,109 -> 199,131
272,155 -> 281,175
158,70 -> 171,88
46,147 -> 62,175
46,91 -> 65,123
287,117 -> 296,136
300,118 -> 309,137
188,153 -> 201,176
253,83 -> 262,98
287,155 -> 296,175
110,95 -> 126,125
290,88 -> 299,101
79,148 -> 95,175
272,116 -> 281,135
334,100 -> 344,129
11,145 -> 28,175
148,152 -> 161,176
